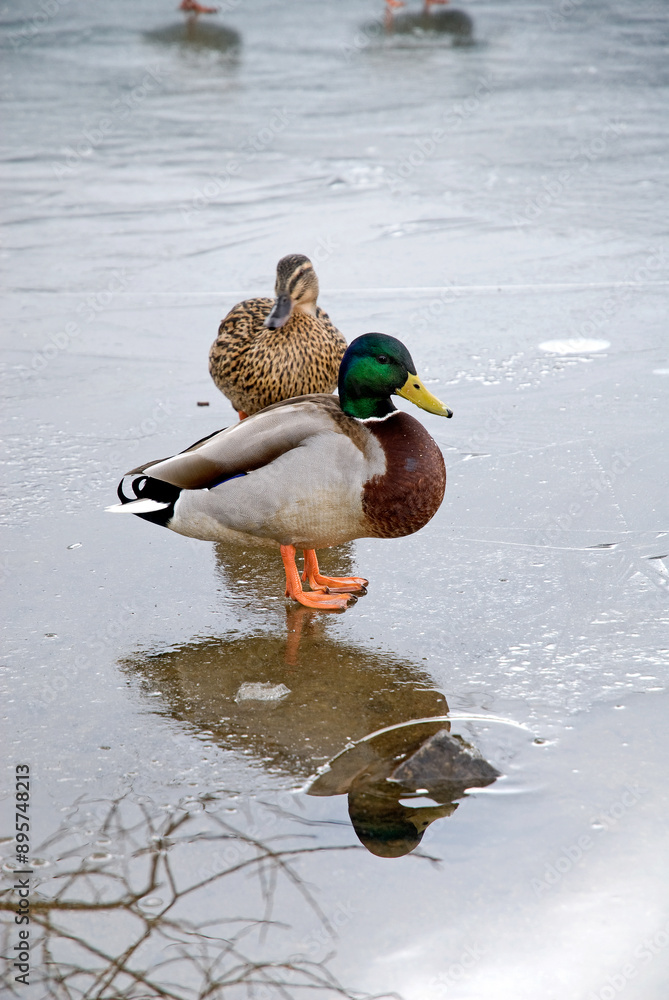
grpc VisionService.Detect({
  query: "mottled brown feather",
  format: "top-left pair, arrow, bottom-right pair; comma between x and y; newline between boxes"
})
362,412 -> 446,538
209,296 -> 347,415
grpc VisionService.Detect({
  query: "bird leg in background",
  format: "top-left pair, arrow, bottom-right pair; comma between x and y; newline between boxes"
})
180,0 -> 218,19
237,411 -> 249,420
301,548 -> 368,595
385,0 -> 406,30
281,545 -> 357,610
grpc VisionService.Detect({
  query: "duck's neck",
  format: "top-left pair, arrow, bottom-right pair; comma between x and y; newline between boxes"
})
294,299 -> 318,317
340,395 -> 397,420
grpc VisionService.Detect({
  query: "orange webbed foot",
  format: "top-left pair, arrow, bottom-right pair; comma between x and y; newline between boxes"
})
281,545 -> 358,611
301,549 -> 368,595
289,588 -> 357,610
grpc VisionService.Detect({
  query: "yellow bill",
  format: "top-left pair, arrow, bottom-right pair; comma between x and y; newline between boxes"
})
396,373 -> 453,418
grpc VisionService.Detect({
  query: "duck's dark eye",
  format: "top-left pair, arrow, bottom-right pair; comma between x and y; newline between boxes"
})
377,355 -> 389,364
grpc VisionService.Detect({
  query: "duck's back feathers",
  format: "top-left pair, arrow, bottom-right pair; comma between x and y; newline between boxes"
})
145,395 -> 365,491
169,397 -> 383,549
209,298 -> 346,415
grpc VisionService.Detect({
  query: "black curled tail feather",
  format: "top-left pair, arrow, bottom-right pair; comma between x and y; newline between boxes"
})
117,473 -> 180,505
117,473 -> 181,527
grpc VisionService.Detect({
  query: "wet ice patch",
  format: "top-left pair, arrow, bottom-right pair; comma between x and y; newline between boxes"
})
234,682 -> 291,703
539,338 -> 610,355
327,163 -> 386,190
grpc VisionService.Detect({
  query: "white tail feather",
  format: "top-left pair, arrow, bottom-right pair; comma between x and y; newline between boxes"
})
105,499 -> 170,514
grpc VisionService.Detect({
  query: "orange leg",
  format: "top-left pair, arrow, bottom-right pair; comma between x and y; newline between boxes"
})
385,0 -> 405,28
180,0 -> 218,14
281,545 -> 357,610
301,549 -> 368,595
237,410 -> 249,420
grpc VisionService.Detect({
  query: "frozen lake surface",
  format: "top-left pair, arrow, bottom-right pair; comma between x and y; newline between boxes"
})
2,0 -> 668,997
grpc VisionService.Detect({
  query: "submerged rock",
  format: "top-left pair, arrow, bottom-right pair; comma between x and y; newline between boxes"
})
392,728 -> 501,800
234,682 -> 291,703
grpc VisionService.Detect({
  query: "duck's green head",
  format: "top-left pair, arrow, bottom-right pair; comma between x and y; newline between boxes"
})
338,333 -> 453,421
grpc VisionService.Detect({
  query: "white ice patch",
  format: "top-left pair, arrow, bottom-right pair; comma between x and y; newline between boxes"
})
234,682 -> 291,703
538,338 -> 610,355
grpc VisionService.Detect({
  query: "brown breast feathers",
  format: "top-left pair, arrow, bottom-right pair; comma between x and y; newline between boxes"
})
362,412 -> 446,538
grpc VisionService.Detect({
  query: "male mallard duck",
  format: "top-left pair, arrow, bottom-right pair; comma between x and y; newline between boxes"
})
209,254 -> 347,419
108,334 -> 452,610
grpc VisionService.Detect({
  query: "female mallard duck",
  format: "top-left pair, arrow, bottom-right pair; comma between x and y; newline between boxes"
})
209,254 -> 347,419
108,334 -> 452,610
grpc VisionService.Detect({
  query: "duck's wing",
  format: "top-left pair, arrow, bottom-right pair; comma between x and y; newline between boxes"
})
138,394 -> 354,491
315,305 -> 347,344
216,296 -> 274,338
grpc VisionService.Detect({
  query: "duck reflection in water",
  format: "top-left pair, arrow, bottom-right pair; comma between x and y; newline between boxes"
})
212,538 -> 501,857
309,720 -> 500,858
121,617 -> 450,777
122,550 -> 500,857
